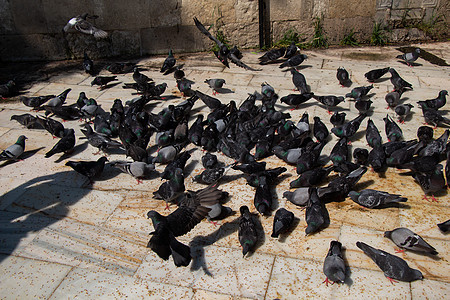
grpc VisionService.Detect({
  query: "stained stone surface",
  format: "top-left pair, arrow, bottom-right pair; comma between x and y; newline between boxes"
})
0,42 -> 449,299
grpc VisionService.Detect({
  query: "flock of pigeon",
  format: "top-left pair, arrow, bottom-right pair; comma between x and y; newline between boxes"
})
1,15 -> 449,287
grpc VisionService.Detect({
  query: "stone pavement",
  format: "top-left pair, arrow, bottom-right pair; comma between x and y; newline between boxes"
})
0,42 -> 449,299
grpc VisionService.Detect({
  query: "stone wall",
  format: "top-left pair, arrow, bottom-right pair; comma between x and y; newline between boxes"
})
0,0 -> 447,61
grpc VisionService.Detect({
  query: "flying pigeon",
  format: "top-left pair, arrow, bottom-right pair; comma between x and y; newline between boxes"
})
356,241 -> 423,283
63,13 -> 108,38
384,227 -> 438,255
0,135 -> 27,162
147,185 -> 223,266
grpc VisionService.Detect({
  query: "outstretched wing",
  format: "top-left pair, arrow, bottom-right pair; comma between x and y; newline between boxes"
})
229,53 -> 261,71
193,17 -> 222,47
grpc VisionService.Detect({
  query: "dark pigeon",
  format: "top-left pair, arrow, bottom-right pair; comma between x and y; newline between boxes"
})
239,205 -> 259,257
161,49 -> 176,73
345,84 -> 373,100
271,208 -> 295,238
384,114 -> 403,142
65,156 -> 108,182
356,241 -> 423,282
364,67 -> 390,82
83,51 -> 94,75
323,241 -> 346,285
336,67 -> 350,87
45,128 -> 76,158
305,187 -> 329,235
279,54 -> 308,68
330,111 -> 346,127
417,90 -> 448,110
389,68 -> 412,90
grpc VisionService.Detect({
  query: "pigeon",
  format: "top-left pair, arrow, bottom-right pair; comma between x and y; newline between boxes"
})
254,182 -> 273,215
0,80 -> 16,98
271,208 -> 295,238
0,135 -> 27,162
204,78 -> 226,95
437,219 -> 450,233
147,185 -> 223,266
364,67 -> 390,82
153,144 -> 184,164
46,88 -> 71,107
83,51 -> 94,75
421,107 -> 450,128
394,103 -> 413,123
291,69 -> 308,94
105,62 -> 136,74
313,117 -> 329,142
353,148 -> 369,165
279,54 -> 308,68
112,161 -> 155,183
193,166 -> 228,185
91,76 -> 118,89
411,164 -> 446,202
336,67 -> 350,87
345,84 -> 373,100
368,145 -> 387,173
161,152 -> 191,180
389,68 -> 412,90
385,89 -> 404,108
173,67 -> 185,80
330,137 -> 349,165
65,156 -> 108,182
10,114 -> 44,129
177,78 -> 193,97
323,241 -> 346,286
348,189 -> 407,208
81,124 -> 124,154
417,90 -> 448,110
238,205 -> 258,257
161,49 -> 176,73
63,13 -> 108,38
313,95 -> 345,113
355,99 -> 373,114
283,187 -> 309,206
132,67 -> 152,86
318,166 -> 367,199
384,114 -> 403,142
35,116 -> 65,138
280,93 -> 314,109
396,48 -> 420,66
45,128 -> 76,158
193,17 -> 258,71
305,187 -> 329,235
331,113 -> 367,140
258,47 -> 286,64
356,241 -> 423,282
21,95 -> 55,110
330,111 -> 346,127
285,42 -> 298,58
153,168 -> 185,203
366,119 -> 382,148
384,227 -> 438,255
290,165 -> 334,188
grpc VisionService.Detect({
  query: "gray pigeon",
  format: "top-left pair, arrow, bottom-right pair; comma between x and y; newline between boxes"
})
271,208 -> 295,238
356,241 -> 423,282
385,89 -> 403,108
81,124 -> 123,154
323,241 -> 346,285
394,103 -> 413,123
205,79 -> 226,95
0,135 -> 27,161
283,187 -> 309,206
384,227 -> 438,255
46,88 -> 71,107
396,48 -> 420,66
348,189 -> 407,208
112,161 -> 155,184
63,13 -> 108,38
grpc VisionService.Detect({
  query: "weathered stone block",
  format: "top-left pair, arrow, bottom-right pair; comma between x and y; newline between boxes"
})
0,34 -> 66,61
9,0 -> 48,34
270,0 -> 304,21
271,20 -> 313,44
0,0 -> 15,34
224,23 -> 259,48
323,17 -> 374,44
329,0 -> 377,19
141,25 -> 211,55
392,0 -> 410,9
110,30 -> 141,57
180,0 -> 236,26
377,0 -> 393,9
235,0 -> 259,24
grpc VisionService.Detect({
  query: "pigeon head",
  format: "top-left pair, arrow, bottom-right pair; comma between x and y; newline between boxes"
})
348,191 -> 360,201
383,230 -> 392,238
440,90 -> 448,96
239,205 -> 250,215
17,135 -> 28,143
414,48 -> 421,54
98,156 -> 109,163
